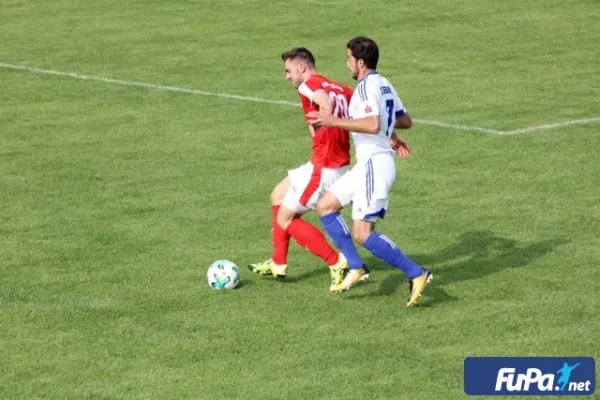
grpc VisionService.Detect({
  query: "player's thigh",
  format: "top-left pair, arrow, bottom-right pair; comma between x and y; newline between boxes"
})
281,162 -> 316,215
315,166 -> 349,215
351,154 -> 396,222
321,165 -> 349,192
277,186 -> 311,217
283,163 -> 347,215
326,164 -> 361,210
271,177 -> 290,205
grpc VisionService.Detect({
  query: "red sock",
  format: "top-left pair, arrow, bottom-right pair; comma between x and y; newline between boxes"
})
287,218 -> 339,266
270,205 -> 290,265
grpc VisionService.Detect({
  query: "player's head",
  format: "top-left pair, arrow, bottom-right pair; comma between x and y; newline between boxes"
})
281,47 -> 316,88
346,36 -> 379,80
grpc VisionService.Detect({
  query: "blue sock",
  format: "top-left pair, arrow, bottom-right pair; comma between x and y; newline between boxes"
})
319,212 -> 364,269
364,231 -> 423,279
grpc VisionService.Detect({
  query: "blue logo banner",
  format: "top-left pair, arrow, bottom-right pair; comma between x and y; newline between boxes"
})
464,357 -> 595,396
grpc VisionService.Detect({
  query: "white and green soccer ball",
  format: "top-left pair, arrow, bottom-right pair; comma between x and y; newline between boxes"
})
207,259 -> 240,290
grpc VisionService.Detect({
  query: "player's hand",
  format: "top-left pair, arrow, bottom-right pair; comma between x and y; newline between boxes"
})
390,134 -> 411,159
306,110 -> 335,129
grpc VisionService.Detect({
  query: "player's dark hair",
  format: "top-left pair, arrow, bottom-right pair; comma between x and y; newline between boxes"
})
281,47 -> 316,67
347,36 -> 379,69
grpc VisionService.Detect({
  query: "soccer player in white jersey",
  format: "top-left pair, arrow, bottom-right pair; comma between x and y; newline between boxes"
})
308,36 -> 432,307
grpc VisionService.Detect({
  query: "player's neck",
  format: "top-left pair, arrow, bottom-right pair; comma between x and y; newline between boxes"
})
303,70 -> 318,83
356,69 -> 376,82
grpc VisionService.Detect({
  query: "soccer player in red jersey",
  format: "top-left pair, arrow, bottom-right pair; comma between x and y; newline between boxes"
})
247,47 -> 361,290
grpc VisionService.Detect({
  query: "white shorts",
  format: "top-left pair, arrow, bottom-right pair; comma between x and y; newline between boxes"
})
282,162 -> 349,214
329,152 -> 396,221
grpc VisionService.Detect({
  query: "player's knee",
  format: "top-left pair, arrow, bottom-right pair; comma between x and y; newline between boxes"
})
276,207 -> 295,231
315,200 -> 327,216
352,222 -> 373,245
275,214 -> 288,231
352,229 -> 369,245
316,200 -> 335,216
316,193 -> 340,216
270,189 -> 282,206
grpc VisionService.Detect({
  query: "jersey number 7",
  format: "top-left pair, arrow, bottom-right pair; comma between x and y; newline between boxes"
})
385,99 -> 394,137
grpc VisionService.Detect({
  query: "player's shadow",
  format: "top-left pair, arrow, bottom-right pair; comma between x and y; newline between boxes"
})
236,280 -> 253,289
346,230 -> 568,304
285,265 -> 330,283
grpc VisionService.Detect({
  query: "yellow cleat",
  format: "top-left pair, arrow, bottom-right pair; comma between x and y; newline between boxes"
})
247,259 -> 287,279
330,266 -> 369,293
329,253 -> 348,291
407,268 -> 432,307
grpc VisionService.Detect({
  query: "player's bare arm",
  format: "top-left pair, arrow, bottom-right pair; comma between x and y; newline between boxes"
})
395,113 -> 412,129
307,111 -> 380,134
305,90 -> 334,137
390,131 -> 411,159
311,89 -> 335,114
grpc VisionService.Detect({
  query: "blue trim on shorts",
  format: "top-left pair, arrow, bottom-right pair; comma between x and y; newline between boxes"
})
363,208 -> 386,221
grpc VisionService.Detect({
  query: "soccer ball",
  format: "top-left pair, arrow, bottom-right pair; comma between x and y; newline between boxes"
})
207,259 -> 240,290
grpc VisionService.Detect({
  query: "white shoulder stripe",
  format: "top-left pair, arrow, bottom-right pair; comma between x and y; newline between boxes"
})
297,82 -> 315,101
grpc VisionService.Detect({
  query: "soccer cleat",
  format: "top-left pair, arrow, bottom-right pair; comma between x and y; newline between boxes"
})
360,265 -> 371,281
329,253 -> 349,291
407,268 -> 432,307
330,265 -> 370,293
247,259 -> 287,279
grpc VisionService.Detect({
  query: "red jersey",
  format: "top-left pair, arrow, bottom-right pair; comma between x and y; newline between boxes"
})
297,74 -> 353,168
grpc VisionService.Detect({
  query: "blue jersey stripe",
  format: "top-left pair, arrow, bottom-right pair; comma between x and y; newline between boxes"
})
357,81 -> 366,101
360,76 -> 369,101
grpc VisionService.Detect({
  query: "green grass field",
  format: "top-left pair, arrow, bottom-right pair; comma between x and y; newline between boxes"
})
1,0 -> 599,399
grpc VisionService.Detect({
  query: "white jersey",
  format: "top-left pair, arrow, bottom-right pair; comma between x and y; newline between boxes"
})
348,72 -> 407,162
